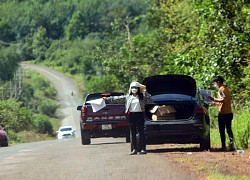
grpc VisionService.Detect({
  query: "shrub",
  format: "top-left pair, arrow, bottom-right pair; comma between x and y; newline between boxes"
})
34,114 -> 53,135
37,99 -> 57,117
0,99 -> 34,132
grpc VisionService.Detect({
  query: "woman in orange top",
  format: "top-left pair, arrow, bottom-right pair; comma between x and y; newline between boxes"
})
209,76 -> 235,151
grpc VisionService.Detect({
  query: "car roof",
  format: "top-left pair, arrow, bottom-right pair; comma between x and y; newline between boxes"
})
59,126 -> 73,129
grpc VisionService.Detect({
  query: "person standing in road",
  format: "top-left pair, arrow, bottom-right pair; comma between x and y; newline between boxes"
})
104,81 -> 153,155
209,76 -> 235,151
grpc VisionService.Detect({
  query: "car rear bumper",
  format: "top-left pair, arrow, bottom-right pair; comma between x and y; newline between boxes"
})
82,121 -> 128,130
90,126 -> 129,138
81,121 -> 129,138
58,135 -> 75,139
144,122 -> 209,144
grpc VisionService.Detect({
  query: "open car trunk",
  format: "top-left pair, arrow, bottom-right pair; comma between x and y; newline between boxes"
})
145,101 -> 195,121
142,75 -> 197,121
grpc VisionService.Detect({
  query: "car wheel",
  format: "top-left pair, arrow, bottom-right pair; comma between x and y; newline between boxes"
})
81,130 -> 91,145
1,141 -> 8,147
82,138 -> 91,145
200,138 -> 211,151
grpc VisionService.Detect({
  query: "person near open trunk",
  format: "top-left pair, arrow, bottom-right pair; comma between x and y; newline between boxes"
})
104,81 -> 153,155
209,76 -> 235,151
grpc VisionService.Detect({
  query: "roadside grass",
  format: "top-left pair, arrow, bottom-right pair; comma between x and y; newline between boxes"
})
233,108 -> 250,149
71,73 -> 86,98
50,117 -> 61,134
8,131 -> 55,145
207,165 -> 250,180
8,117 -> 61,145
210,108 -> 250,149
210,128 -> 221,148
208,174 -> 250,180
194,165 -> 206,171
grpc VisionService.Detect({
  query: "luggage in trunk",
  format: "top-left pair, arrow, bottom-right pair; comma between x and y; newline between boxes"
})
146,103 -> 195,121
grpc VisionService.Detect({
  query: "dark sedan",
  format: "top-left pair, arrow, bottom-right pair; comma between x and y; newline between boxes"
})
142,74 -> 210,151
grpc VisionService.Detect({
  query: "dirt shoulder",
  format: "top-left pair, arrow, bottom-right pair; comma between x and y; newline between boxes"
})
148,144 -> 250,179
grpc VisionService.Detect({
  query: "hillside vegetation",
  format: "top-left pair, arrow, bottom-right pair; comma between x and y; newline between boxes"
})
0,0 -> 249,147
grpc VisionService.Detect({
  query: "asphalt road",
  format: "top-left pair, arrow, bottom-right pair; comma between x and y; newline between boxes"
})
0,64 -> 201,180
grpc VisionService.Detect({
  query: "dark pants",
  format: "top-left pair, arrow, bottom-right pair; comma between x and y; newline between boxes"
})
129,112 -> 146,151
218,113 -> 234,148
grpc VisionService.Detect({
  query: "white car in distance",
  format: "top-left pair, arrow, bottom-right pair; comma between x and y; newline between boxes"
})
57,126 -> 76,140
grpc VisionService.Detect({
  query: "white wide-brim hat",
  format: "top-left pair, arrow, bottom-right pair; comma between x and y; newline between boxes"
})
129,81 -> 146,93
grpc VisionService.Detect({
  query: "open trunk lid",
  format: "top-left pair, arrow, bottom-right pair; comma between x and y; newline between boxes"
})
141,74 -> 196,97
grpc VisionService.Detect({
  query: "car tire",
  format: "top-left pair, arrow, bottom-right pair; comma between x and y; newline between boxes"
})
82,138 -> 91,145
200,138 -> 211,151
1,141 -> 8,147
81,129 -> 91,145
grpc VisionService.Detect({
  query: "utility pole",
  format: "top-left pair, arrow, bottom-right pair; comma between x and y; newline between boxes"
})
7,64 -> 23,100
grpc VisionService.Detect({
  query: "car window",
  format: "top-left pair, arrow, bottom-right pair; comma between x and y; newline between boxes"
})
85,93 -> 124,105
60,128 -> 72,131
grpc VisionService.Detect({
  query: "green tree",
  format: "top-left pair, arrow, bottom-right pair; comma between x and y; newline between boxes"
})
65,11 -> 88,40
192,0 -> 249,94
32,26 -> 50,61
91,0 -> 198,90
0,99 -> 34,132
0,18 -> 15,42
0,45 -> 21,81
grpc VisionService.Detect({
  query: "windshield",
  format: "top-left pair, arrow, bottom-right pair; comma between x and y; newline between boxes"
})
85,92 -> 124,105
60,128 -> 72,131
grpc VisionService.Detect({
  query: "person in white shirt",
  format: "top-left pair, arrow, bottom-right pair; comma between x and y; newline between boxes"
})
104,82 -> 153,155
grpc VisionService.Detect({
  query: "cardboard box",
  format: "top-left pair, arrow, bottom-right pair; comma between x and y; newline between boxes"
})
152,114 -> 176,121
158,105 -> 176,115
150,105 -> 176,115
150,105 -> 176,121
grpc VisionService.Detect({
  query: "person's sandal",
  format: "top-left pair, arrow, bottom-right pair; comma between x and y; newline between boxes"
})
229,146 -> 235,151
139,150 -> 147,154
219,147 -> 227,151
130,149 -> 137,155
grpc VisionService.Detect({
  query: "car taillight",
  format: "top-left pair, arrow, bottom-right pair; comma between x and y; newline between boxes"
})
81,106 -> 87,117
196,107 -> 205,114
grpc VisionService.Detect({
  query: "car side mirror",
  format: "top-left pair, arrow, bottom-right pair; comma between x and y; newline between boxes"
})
77,106 -> 82,111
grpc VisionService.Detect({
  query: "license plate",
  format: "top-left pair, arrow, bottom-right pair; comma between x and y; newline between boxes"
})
101,124 -> 112,130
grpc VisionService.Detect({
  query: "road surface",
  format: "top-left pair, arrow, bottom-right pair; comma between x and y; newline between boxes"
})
0,64 -> 201,180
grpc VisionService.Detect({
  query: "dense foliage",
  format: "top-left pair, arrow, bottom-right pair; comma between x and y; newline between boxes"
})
0,71 -> 57,143
0,0 -> 248,95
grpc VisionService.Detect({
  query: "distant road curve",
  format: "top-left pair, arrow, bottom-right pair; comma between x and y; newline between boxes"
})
21,62 -> 82,137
